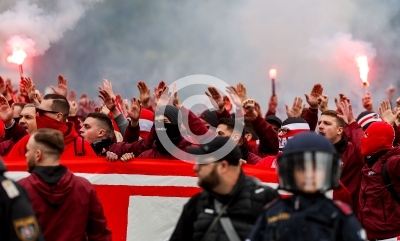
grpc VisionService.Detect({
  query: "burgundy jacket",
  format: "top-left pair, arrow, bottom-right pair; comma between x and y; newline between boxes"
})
245,115 -> 279,157
137,137 -> 193,160
0,139 -> 14,156
108,125 -> 155,157
358,148 -> 400,239
338,122 -> 364,214
19,168 -> 112,241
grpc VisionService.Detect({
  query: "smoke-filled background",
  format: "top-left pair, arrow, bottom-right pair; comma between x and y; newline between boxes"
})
1,0 -> 400,117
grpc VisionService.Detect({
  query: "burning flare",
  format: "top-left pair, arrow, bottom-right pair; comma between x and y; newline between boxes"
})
269,69 -> 277,79
355,55 -> 369,84
7,48 -> 27,65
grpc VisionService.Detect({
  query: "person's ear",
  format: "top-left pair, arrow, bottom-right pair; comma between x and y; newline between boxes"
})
98,129 -> 106,138
219,161 -> 230,173
231,134 -> 240,142
35,149 -> 42,162
337,126 -> 344,135
56,113 -> 63,121
245,133 -> 252,142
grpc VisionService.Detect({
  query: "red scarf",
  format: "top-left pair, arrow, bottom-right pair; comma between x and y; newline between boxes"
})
36,114 -> 69,134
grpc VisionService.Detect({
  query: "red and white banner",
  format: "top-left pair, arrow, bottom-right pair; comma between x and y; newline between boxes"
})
3,157 -> 278,241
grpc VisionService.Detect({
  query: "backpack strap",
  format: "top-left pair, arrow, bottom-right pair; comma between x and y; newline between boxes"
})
74,137 -> 85,156
381,162 -> 400,204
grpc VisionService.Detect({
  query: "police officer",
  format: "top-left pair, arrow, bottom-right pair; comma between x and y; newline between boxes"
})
0,158 -> 44,241
247,132 -> 366,241
170,136 -> 279,241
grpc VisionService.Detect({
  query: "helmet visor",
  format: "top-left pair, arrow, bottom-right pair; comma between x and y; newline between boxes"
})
277,151 -> 341,193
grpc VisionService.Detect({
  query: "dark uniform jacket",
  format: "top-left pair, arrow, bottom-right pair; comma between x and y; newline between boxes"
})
248,193 -> 366,241
0,160 -> 44,241
169,171 -> 279,241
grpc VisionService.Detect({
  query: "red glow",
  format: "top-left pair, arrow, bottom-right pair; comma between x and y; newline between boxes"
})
7,48 -> 27,65
269,69 -> 277,79
355,55 -> 369,83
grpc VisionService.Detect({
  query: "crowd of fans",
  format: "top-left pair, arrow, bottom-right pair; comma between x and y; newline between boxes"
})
0,74 -> 399,240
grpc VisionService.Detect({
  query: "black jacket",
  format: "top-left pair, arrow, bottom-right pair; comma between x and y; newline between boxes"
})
0,160 -> 44,241
169,171 -> 279,241
248,193 -> 366,241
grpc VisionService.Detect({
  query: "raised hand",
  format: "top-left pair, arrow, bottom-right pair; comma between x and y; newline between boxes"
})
379,100 -> 397,125
205,86 -> 225,111
305,84 -> 323,109
0,77 -> 12,101
127,97 -> 142,126
236,83 -> 248,103
23,77 -> 39,104
337,100 -> 356,125
137,81 -> 151,108
6,79 -> 15,96
285,97 -> 304,118
0,77 -> 6,95
224,96 -> 232,112
268,95 -> 278,114
242,98 -> 258,120
172,82 -> 181,108
317,94 -> 329,112
226,86 -> 242,108
386,85 -> 395,100
69,101 -> 78,117
102,79 -> 115,99
362,92 -> 373,111
51,75 -> 68,97
68,89 -> 77,102
99,88 -> 116,111
153,81 -> 168,107
334,94 -> 350,111
116,94 -> 128,116
0,96 -> 13,126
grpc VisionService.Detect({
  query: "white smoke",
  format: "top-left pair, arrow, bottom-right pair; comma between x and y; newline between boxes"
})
0,0 -> 101,57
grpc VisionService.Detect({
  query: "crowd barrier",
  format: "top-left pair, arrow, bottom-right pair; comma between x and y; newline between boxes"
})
3,157 -> 278,241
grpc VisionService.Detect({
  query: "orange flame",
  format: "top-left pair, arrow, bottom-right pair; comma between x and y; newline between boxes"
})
355,55 -> 369,83
269,69 -> 277,79
7,48 -> 27,65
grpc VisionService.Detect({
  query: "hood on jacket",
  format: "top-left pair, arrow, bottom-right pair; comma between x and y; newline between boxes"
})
30,166 -> 74,205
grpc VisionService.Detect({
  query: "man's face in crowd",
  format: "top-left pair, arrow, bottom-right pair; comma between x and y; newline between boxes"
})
25,135 -> 38,173
318,115 -> 343,143
216,124 -> 240,142
293,160 -> 326,194
193,157 -> 221,190
19,106 -> 37,134
80,117 -> 105,144
38,99 -> 63,121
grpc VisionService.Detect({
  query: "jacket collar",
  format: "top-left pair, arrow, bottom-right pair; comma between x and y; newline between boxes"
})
91,138 -> 115,155
334,136 -> 348,154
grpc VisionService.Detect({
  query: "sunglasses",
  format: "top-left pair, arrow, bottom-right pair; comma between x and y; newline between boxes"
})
36,108 -> 60,116
278,128 -> 290,134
